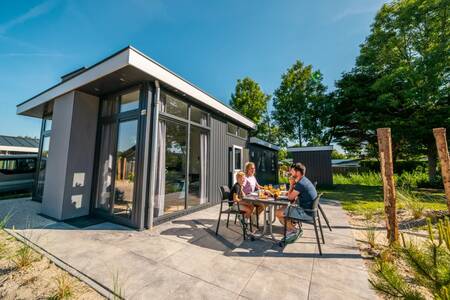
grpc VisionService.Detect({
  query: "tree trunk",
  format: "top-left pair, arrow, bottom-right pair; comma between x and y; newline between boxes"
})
377,128 -> 399,244
427,145 -> 437,182
298,125 -> 302,147
433,128 -> 450,213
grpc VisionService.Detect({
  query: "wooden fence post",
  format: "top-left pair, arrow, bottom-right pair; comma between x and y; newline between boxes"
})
433,128 -> 450,213
377,128 -> 398,243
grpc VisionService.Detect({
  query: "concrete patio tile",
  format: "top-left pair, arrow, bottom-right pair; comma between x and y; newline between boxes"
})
116,235 -> 188,262
308,280 -> 374,300
162,244 -> 258,294
240,265 -> 309,300
261,243 -> 316,280
156,220 -> 210,245
188,232 -> 242,254
225,239 -> 273,265
133,269 -> 239,300
70,247 -> 162,294
310,259 -> 374,299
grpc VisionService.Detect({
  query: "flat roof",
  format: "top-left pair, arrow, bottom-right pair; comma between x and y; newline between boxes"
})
249,137 -> 280,151
287,145 -> 333,152
16,46 -> 256,129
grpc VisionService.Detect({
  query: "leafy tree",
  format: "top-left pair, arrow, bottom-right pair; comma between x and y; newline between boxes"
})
332,0 -> 449,179
230,77 -> 270,136
272,60 -> 330,146
256,113 -> 288,147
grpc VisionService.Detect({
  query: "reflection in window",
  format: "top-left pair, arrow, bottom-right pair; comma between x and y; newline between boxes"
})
41,137 -> 50,158
234,147 -> 242,170
154,120 -> 187,217
188,126 -> 208,208
120,90 -> 140,112
160,93 -> 188,119
190,106 -> 209,126
238,128 -> 248,139
96,121 -> 117,211
113,120 -> 138,219
44,118 -> 52,131
227,123 -> 238,135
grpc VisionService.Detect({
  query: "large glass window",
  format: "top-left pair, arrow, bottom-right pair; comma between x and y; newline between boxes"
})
113,120 -> 138,219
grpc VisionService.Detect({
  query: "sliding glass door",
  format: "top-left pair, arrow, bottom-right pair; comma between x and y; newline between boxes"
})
153,91 -> 210,219
94,88 -> 142,225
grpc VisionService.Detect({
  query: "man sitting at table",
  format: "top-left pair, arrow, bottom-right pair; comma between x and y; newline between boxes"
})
276,162 -> 317,237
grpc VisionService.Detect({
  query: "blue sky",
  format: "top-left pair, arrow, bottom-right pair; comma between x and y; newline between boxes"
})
0,0 -> 388,138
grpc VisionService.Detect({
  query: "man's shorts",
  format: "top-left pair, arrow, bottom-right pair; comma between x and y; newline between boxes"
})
284,206 -> 313,221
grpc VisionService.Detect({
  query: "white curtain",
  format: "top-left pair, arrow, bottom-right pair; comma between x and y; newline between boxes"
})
200,131 -> 208,204
155,120 -> 166,217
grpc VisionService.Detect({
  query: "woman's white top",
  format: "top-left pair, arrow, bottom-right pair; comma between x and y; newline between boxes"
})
243,175 -> 258,194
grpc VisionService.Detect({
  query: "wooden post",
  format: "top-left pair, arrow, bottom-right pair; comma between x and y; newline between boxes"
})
377,128 -> 399,243
433,128 -> 450,213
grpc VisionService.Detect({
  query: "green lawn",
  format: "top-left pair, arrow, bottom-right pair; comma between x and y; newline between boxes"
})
320,184 -> 447,214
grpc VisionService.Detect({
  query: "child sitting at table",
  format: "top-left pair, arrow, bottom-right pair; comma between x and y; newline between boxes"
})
229,171 -> 255,219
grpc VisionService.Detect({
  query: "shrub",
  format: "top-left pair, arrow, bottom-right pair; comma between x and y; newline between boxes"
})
11,245 -> 35,269
370,218 -> 450,299
48,273 -> 73,300
397,189 -> 426,219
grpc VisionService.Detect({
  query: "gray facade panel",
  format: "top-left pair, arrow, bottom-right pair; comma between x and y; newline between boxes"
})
209,116 -> 247,204
62,92 -> 99,219
291,150 -> 333,186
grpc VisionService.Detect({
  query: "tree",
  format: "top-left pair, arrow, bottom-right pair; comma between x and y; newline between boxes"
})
332,0 -> 449,178
230,77 -> 270,137
272,60 -> 330,146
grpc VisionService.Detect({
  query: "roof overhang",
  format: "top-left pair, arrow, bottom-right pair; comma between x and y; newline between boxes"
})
0,146 -> 38,153
287,145 -> 333,152
249,137 -> 280,151
17,46 -> 256,129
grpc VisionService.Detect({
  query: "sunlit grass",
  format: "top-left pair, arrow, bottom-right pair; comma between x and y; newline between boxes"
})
320,184 -> 447,214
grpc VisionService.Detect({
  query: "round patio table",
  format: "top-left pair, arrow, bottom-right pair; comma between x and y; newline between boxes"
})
243,195 -> 290,242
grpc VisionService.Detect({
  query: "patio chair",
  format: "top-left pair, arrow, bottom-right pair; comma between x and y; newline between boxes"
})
215,185 -> 251,239
314,181 -> 332,232
280,193 -> 325,255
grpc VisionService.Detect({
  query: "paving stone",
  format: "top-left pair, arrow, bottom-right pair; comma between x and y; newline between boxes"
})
162,244 -> 258,294
240,265 -> 309,300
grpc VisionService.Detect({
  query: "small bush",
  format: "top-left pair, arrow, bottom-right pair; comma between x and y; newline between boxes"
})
397,189 -> 426,219
48,273 -> 73,300
370,218 -> 450,299
11,245 -> 35,269
365,223 -> 378,249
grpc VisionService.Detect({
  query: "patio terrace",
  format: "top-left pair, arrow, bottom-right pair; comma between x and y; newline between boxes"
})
0,198 -> 376,299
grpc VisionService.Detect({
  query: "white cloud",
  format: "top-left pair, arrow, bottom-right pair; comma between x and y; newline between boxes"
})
0,0 -> 58,34
332,1 -> 386,22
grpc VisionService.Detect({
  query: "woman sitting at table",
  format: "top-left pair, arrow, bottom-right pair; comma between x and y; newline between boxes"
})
229,171 -> 255,220
243,162 -> 262,194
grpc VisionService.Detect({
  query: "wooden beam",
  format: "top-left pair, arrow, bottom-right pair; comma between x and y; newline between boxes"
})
377,128 -> 398,243
433,128 -> 450,213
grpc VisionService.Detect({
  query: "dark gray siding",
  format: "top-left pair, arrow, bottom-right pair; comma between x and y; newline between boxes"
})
249,144 -> 278,185
209,116 -> 248,204
291,150 -> 333,186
